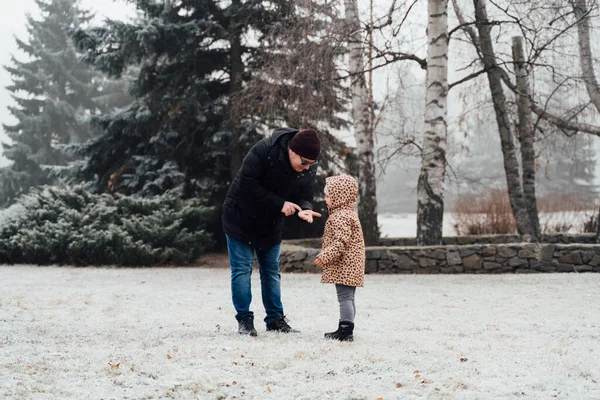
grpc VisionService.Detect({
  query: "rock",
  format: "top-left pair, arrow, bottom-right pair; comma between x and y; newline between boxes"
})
557,251 -> 582,264
539,245 -> 555,262
482,247 -> 497,256
419,258 -> 437,268
518,249 -> 536,259
292,251 -> 307,261
427,249 -> 447,260
447,251 -> 462,266
459,247 -> 478,257
581,251 -> 595,264
379,259 -> 394,270
365,259 -> 378,274
394,255 -> 418,270
497,247 -> 517,259
575,265 -> 594,272
590,255 -> 600,267
483,262 -> 502,270
463,254 -> 482,270
530,261 -> 557,272
556,263 -> 574,272
508,257 -> 528,267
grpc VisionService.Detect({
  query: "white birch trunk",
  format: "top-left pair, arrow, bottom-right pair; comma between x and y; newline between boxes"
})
512,36 -> 540,241
344,0 -> 380,245
473,0 -> 533,238
573,0 -> 600,112
416,0 -> 449,246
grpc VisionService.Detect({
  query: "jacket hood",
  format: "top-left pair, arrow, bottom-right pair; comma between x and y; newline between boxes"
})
269,127 -> 299,146
325,175 -> 358,212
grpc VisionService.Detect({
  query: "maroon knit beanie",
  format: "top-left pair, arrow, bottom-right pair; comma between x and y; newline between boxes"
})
289,129 -> 321,160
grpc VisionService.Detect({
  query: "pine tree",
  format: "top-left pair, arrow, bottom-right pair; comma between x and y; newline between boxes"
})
0,0 -> 129,207
71,0 -> 300,199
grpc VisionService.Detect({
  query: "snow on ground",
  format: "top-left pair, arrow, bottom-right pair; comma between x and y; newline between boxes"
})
1,266 -> 600,399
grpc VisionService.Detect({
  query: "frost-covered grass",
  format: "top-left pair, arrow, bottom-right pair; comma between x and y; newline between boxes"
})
1,266 -> 600,399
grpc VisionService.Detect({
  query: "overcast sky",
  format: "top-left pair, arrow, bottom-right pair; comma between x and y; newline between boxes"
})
0,0 -> 135,166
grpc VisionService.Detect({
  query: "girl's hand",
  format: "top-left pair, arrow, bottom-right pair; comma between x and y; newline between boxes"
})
298,210 -> 322,223
314,258 -> 324,267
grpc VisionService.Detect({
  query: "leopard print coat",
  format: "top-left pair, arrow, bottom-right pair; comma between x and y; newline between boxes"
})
318,175 -> 365,287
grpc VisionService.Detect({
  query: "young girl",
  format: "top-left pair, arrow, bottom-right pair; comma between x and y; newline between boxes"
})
314,175 -> 366,341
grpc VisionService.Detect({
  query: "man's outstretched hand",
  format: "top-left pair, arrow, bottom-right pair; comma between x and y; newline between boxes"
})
281,201 -> 302,216
297,210 -> 322,224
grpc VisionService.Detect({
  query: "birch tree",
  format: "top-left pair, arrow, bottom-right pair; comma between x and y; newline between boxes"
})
512,36 -> 541,241
572,0 -> 600,112
416,0 -> 449,245
345,0 -> 380,245
469,0 -> 534,238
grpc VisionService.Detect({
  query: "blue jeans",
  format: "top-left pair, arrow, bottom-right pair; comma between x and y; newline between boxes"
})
226,235 -> 284,325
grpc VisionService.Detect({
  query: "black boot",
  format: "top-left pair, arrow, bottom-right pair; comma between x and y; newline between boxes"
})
238,315 -> 257,337
266,316 -> 300,333
324,321 -> 354,342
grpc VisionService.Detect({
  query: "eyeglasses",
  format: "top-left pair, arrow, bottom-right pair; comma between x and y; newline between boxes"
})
300,157 -> 318,166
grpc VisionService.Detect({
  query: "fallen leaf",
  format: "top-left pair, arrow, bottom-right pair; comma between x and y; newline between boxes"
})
592,379 -> 598,384
396,383 -> 403,388
240,354 -> 245,358
232,361 -> 238,365
173,348 -> 179,353
217,307 -> 222,310
460,357 -> 468,362
140,281 -> 146,284
167,354 -> 172,359
232,381 -> 237,385
159,326 -> 163,329
211,356 -> 215,360
415,374 -> 421,379
435,387 -> 440,391
108,362 -> 120,369
414,370 -> 420,374
267,386 -> 272,392
377,398 -> 383,400
130,365 -> 135,372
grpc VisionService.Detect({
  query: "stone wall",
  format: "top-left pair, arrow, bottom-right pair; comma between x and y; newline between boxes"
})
280,243 -> 600,274
284,233 -> 599,249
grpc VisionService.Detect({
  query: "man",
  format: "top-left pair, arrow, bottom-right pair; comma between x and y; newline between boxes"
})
222,127 -> 322,336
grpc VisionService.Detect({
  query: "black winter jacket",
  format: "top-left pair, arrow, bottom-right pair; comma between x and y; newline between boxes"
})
222,128 -> 317,249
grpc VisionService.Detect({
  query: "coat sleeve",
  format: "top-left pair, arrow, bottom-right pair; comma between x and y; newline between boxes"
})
289,168 -> 315,211
237,142 -> 285,213
318,213 -> 351,265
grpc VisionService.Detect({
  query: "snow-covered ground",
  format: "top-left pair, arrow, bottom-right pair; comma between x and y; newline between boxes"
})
1,266 -> 599,399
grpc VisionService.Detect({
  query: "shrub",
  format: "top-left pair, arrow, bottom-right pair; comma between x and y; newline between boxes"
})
452,189 -> 517,235
453,190 -> 596,235
0,186 -> 215,266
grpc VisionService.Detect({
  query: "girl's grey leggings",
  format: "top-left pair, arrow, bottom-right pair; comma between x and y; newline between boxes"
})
335,284 -> 357,322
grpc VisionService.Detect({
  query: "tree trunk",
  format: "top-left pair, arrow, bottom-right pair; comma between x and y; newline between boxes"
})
416,0 -> 449,246
512,36 -> 540,241
229,0 -> 244,180
573,0 -> 600,112
473,0 -> 533,238
344,0 -> 380,245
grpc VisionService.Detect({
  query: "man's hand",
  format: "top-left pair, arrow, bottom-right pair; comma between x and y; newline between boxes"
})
281,201 -> 302,216
314,258 -> 324,267
297,210 -> 322,224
